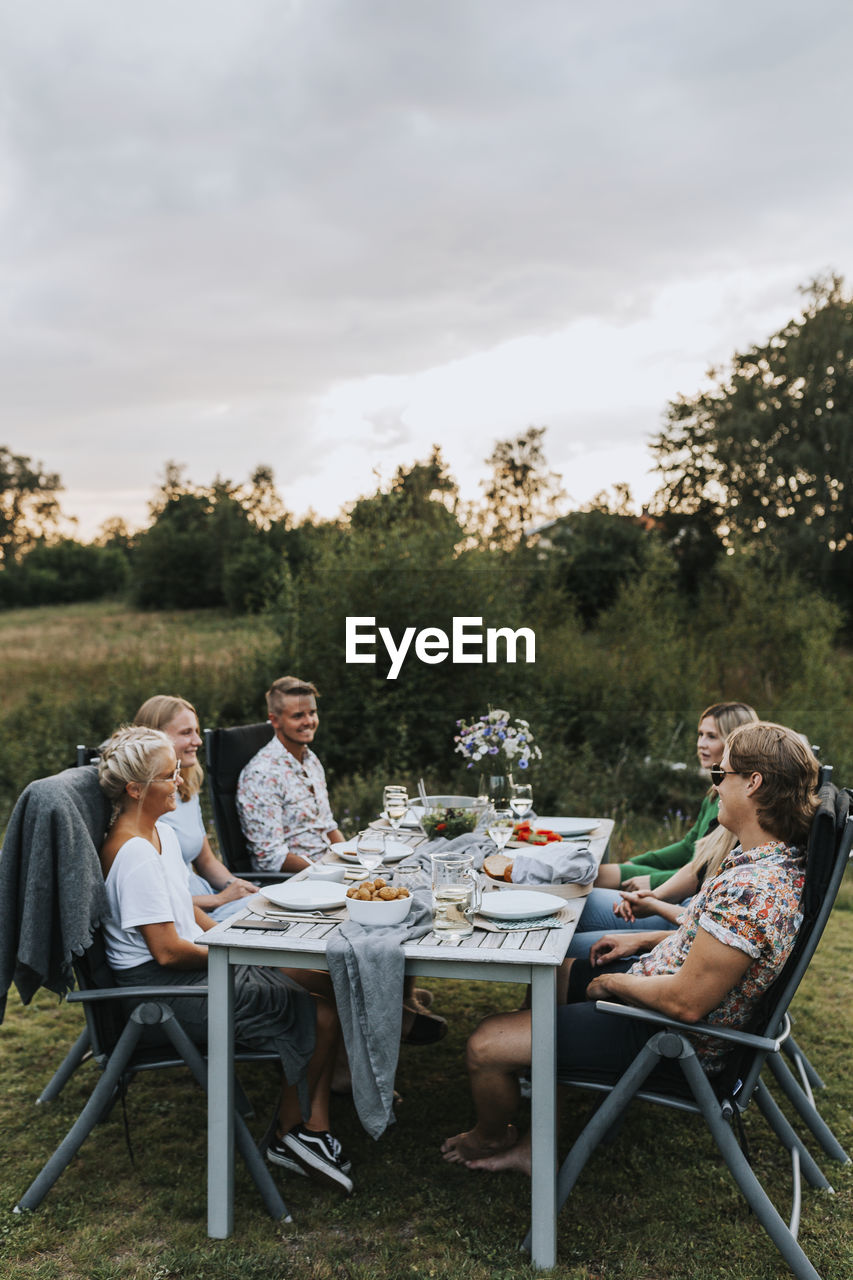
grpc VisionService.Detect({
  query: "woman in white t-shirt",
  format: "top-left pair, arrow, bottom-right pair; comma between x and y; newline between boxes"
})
133,695 -> 256,921
97,725 -> 354,1193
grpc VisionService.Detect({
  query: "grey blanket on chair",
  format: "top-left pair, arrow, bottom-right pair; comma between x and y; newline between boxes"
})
0,766 -> 110,1021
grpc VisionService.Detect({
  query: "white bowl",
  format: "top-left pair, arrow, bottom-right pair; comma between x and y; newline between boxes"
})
345,891 -> 414,927
306,863 -> 347,883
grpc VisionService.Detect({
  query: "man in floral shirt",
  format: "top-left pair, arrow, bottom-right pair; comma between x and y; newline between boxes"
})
442,721 -> 819,1173
236,676 -> 344,874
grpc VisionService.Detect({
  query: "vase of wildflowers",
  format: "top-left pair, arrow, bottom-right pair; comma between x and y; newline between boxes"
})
454,710 -> 542,805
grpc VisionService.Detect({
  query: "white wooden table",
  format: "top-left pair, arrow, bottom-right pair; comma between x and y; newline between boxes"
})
206,819 -> 613,1270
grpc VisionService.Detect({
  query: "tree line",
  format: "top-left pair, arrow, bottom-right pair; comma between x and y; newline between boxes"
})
1,275 -> 851,630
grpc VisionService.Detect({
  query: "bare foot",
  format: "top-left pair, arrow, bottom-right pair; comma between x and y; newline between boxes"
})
441,1125 -> 518,1165
467,1130 -> 531,1175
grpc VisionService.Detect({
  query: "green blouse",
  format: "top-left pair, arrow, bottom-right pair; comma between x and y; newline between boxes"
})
616,792 -> 719,889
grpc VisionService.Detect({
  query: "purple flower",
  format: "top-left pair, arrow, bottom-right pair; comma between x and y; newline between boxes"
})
518,759 -> 529,769
488,746 -> 499,755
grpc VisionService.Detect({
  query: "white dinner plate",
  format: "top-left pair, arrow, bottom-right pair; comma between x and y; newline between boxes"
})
535,816 -> 600,837
261,882 -> 348,911
478,890 -> 563,921
333,837 -> 412,865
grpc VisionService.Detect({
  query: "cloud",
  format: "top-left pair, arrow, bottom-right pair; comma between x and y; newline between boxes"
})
1,1 -> 851,534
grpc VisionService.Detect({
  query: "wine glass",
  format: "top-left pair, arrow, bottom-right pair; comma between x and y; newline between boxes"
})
357,829 -> 387,878
487,805 -> 516,852
383,786 -> 409,832
510,782 -> 533,821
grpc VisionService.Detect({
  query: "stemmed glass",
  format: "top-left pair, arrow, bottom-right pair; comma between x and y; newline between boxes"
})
509,782 -> 533,822
383,786 -> 409,832
357,829 -> 387,878
486,805 -> 516,852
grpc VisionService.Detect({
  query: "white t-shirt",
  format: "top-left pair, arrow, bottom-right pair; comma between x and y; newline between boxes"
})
102,822 -> 203,970
158,792 -> 206,867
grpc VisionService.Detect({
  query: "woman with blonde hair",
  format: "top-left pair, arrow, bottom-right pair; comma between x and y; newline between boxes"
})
594,700 -> 759,892
566,701 -> 758,957
97,724 -> 353,1191
134,695 -> 256,920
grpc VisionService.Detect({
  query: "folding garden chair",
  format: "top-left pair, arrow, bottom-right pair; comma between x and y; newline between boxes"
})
15,927 -> 288,1220
203,722 -> 285,883
525,781 -> 852,1280
1,765 -> 289,1221
770,761 -> 848,1161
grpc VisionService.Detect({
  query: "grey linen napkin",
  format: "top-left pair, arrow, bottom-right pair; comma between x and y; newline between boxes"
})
510,842 -> 598,886
326,894 -> 433,1140
400,830 -> 496,874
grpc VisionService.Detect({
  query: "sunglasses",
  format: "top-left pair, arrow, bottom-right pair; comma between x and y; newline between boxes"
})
709,764 -> 742,786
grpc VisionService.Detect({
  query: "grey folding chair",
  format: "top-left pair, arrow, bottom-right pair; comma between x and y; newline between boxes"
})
2,765 -> 288,1221
526,782 -> 852,1279
203,722 -> 285,883
16,927 -> 288,1220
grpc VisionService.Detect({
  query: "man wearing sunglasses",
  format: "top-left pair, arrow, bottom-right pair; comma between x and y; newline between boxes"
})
442,721 -> 818,1173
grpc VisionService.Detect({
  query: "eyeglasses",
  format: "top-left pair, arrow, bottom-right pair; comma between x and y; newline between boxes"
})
153,763 -> 182,783
709,764 -> 742,786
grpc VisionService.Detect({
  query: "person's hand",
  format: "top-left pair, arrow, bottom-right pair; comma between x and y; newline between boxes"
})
614,889 -> 661,923
589,933 -> 641,967
585,972 -> 616,1001
216,878 -> 257,905
621,874 -> 651,892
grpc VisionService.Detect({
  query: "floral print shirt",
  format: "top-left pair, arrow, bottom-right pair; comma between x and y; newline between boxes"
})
236,736 -> 337,872
630,841 -> 805,1069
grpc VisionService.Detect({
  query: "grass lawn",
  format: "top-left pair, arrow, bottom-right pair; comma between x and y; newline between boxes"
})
1,601 -> 851,1276
1,878 -> 852,1280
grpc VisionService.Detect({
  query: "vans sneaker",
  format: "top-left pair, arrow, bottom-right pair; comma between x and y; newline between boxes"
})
267,1130 -> 352,1179
281,1125 -> 353,1193
266,1137 -> 308,1177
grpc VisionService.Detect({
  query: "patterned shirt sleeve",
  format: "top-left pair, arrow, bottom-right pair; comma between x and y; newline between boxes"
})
698,864 -> 802,961
236,748 -> 290,873
236,740 -> 338,871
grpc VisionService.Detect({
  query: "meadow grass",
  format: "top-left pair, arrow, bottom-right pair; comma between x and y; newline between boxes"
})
1,890 -> 852,1280
1,602 -> 852,1277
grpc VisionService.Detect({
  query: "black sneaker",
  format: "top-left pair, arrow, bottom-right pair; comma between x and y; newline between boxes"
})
267,1131 -> 352,1179
282,1125 -> 354,1193
266,1137 -> 308,1177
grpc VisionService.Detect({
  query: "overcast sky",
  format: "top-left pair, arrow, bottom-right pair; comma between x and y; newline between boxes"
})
2,0 -> 852,538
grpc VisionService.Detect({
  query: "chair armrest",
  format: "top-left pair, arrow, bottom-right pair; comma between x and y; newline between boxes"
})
593,1000 -> 783,1053
68,985 -> 209,1004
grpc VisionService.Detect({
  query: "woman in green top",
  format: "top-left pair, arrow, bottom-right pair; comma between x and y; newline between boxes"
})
596,701 -> 758,892
566,702 -> 758,955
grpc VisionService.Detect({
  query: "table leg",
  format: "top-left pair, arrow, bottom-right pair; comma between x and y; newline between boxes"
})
529,965 -> 557,1269
208,947 -> 235,1237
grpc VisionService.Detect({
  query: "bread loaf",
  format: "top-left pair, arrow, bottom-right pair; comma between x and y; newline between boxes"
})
483,853 -> 514,882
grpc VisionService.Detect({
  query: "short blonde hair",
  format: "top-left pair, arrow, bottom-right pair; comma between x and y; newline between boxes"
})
98,725 -> 174,812
266,676 -> 319,716
134,694 -> 203,800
